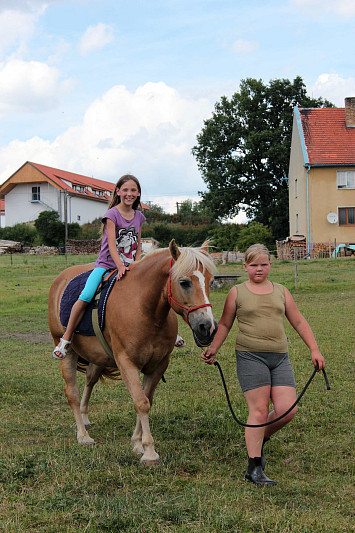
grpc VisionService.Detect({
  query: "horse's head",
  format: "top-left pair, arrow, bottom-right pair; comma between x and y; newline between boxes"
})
168,239 -> 218,347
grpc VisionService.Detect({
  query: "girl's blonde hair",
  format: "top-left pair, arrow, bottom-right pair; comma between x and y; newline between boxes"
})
244,244 -> 271,264
101,174 -> 142,237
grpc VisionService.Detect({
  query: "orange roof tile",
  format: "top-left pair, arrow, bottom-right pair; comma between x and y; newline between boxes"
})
299,108 -> 355,166
29,162 -> 149,209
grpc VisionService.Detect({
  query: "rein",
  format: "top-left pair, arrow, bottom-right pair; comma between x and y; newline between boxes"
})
213,361 -> 330,428
168,257 -> 212,322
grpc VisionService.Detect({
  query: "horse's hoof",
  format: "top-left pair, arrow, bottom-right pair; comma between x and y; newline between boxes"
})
140,456 -> 160,467
78,436 -> 95,446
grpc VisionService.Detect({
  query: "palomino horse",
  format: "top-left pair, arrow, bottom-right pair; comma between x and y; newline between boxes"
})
48,240 -> 217,465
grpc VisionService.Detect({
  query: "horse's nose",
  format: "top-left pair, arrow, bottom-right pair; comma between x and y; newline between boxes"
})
190,314 -> 218,347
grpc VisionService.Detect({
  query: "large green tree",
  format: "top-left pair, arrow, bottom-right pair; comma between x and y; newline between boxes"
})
192,76 -> 333,238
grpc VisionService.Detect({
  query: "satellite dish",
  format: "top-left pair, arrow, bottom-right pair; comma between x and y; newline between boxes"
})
327,212 -> 338,224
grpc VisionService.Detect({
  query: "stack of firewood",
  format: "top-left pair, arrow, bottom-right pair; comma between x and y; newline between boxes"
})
66,239 -> 101,254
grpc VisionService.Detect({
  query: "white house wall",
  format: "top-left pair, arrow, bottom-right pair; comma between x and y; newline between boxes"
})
4,182 -> 109,226
65,195 -> 109,224
4,182 -> 59,226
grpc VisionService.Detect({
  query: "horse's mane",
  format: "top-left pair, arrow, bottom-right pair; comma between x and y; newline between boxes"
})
143,245 -> 217,279
172,246 -> 217,279
142,243 -> 217,279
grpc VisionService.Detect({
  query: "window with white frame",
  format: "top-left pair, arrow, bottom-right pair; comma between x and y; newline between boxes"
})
32,186 -> 40,201
337,171 -> 355,189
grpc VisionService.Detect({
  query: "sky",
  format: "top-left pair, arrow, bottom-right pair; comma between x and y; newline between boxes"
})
0,0 -> 355,220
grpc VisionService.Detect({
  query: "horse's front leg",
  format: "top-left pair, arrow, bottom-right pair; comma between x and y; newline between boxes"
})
60,352 -> 95,445
131,357 -> 170,460
80,363 -> 104,429
119,357 -> 160,465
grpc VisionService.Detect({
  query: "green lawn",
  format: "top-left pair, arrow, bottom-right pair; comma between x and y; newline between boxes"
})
0,255 -> 354,532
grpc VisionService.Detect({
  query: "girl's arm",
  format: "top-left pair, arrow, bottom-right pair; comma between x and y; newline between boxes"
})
284,288 -> 325,370
201,286 -> 237,364
134,227 -> 142,262
106,219 -> 128,278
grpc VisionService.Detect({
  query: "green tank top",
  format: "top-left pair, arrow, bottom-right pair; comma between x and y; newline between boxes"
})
235,281 -> 288,353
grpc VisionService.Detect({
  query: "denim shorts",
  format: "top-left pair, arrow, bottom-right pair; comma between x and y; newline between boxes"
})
79,267 -> 107,303
236,351 -> 296,392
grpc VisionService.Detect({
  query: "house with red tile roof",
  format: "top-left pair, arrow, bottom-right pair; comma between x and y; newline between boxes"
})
0,198 -> 5,228
0,162 -> 148,227
288,98 -> 355,250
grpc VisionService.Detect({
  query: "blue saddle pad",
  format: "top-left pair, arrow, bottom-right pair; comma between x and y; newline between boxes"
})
59,269 -> 117,336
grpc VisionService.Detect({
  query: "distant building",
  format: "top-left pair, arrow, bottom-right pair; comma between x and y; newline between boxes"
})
0,198 -> 4,228
0,161 -> 149,227
141,238 -> 160,254
288,97 -> 355,249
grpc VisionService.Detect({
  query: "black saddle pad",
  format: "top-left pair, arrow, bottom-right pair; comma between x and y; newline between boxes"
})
59,269 -> 117,336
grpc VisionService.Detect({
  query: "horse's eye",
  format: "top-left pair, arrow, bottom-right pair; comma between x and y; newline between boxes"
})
179,278 -> 192,290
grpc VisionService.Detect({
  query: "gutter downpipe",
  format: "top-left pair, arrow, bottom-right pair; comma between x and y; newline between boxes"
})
306,164 -> 311,255
295,106 -> 311,256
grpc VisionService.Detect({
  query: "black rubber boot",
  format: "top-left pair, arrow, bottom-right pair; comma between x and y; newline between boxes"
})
261,437 -> 270,471
245,457 -> 276,486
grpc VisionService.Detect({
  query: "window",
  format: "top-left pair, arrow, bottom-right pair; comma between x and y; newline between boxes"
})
72,184 -> 85,193
295,179 -> 298,198
296,214 -> 299,232
339,207 -> 355,225
32,186 -> 40,201
77,215 -> 81,221
337,171 -> 355,189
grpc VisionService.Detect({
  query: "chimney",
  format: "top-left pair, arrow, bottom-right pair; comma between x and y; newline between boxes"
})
345,97 -> 355,128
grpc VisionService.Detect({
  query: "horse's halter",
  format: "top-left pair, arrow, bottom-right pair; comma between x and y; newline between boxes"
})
168,258 -> 212,324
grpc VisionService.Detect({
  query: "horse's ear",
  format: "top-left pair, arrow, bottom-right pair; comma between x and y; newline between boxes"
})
169,239 -> 181,261
201,240 -> 210,253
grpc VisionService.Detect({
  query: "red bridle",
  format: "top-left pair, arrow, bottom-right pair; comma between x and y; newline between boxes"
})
168,258 -> 212,322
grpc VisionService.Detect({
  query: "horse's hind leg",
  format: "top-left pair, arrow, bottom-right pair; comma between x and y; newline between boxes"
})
80,363 -> 104,429
61,352 -> 95,445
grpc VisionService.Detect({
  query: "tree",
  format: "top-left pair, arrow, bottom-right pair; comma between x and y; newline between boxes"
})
34,211 -> 65,247
177,199 -> 214,225
207,223 -> 242,252
236,221 -> 274,252
192,76 -> 333,239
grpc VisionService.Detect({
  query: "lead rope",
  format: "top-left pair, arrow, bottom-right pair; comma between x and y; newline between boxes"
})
213,361 -> 330,428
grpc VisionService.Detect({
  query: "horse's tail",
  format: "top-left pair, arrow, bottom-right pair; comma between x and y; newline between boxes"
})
100,367 -> 122,382
76,356 -> 122,382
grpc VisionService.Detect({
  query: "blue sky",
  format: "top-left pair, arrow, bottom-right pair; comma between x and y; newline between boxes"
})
1,0 -> 355,217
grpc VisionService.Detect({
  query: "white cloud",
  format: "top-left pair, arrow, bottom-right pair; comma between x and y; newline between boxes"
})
310,73 -> 355,106
0,7 -> 44,56
0,82 -> 213,202
78,22 -> 115,55
290,0 -> 355,17
0,58 -> 74,114
231,39 -> 258,54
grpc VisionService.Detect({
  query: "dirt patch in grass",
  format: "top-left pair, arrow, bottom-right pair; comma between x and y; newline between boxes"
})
0,331 -> 52,343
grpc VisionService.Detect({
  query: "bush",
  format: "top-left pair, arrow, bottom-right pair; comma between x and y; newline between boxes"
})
34,211 -> 65,247
0,223 -> 37,245
236,221 -> 274,251
207,223 -> 243,252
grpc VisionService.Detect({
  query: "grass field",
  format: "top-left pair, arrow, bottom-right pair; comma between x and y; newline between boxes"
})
0,254 -> 354,532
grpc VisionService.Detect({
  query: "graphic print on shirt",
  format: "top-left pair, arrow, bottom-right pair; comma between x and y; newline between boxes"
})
116,226 -> 138,266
